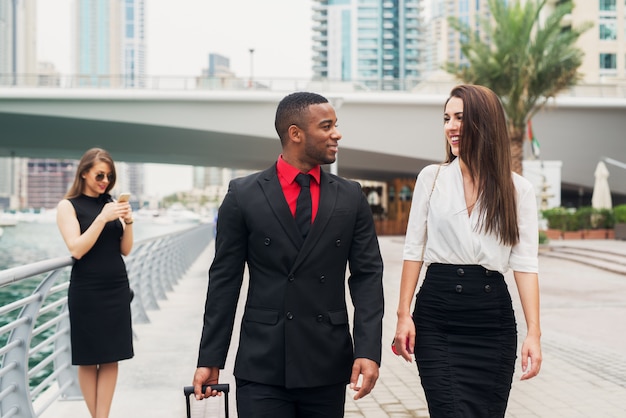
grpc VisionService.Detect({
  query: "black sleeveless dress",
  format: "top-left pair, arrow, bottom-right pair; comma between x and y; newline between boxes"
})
68,194 -> 134,365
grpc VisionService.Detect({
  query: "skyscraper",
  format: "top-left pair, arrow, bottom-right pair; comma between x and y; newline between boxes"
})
560,0 -> 626,83
428,0 -> 626,85
121,0 -> 146,87
312,0 -> 424,91
0,0 -> 37,86
74,0 -> 145,87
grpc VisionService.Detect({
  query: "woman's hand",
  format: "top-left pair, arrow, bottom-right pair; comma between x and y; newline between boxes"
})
100,201 -> 131,223
393,313 -> 415,362
520,334 -> 542,380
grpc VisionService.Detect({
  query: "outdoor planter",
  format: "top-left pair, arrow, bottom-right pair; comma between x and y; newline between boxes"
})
543,229 -> 562,240
583,229 -> 610,239
562,230 -> 583,240
615,223 -> 626,240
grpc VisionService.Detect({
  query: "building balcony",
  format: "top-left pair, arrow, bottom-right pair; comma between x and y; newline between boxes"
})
312,55 -> 328,64
312,12 -> 327,22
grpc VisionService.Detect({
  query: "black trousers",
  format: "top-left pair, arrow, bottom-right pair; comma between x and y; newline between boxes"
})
235,378 -> 346,418
414,263 -> 517,418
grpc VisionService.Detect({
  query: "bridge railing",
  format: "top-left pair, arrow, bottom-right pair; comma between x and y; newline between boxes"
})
0,223 -> 213,418
2,73 -> 625,97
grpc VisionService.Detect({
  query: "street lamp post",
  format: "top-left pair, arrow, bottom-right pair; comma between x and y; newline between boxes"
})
248,48 -> 255,88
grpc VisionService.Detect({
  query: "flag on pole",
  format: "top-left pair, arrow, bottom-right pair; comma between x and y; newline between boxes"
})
527,119 -> 540,158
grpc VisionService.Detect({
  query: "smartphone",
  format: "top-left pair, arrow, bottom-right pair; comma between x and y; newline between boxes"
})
117,193 -> 131,202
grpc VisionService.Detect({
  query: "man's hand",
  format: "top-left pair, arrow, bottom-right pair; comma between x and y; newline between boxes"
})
193,367 -> 221,400
349,358 -> 379,400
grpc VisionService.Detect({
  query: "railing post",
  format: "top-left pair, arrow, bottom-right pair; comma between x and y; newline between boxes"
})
0,274 -> 59,418
53,304 -> 81,400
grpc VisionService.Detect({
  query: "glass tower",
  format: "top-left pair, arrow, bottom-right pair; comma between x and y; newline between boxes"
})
74,0 -> 145,87
312,0 -> 424,91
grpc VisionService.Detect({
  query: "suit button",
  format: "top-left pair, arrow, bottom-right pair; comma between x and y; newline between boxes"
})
319,275 -> 325,283
455,285 -> 463,293
335,239 -> 341,247
485,269 -> 492,276
316,315 -> 324,322
286,312 -> 293,320
456,268 -> 465,276
484,284 -> 492,293
288,274 -> 295,282
264,238 -> 271,246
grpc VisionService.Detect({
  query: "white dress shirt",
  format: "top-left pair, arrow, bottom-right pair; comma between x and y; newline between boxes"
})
403,159 -> 539,274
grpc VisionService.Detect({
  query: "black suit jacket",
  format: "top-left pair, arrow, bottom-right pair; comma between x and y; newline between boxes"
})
197,164 -> 384,389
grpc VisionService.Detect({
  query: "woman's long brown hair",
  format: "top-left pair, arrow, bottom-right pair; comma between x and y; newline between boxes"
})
64,148 -> 117,199
444,85 -> 519,246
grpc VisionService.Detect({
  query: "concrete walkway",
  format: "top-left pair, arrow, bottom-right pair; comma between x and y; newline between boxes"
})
39,237 -> 626,417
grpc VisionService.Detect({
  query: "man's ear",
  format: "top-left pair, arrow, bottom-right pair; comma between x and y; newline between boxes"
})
288,124 -> 302,144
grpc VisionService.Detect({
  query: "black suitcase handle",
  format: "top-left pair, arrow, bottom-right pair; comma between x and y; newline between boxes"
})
184,384 -> 230,418
183,384 -> 229,396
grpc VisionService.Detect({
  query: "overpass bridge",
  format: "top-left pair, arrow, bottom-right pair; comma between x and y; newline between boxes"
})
1,87 -> 626,198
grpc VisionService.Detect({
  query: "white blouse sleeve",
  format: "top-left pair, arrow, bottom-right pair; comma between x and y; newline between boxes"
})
403,164 -> 440,261
509,174 -> 539,273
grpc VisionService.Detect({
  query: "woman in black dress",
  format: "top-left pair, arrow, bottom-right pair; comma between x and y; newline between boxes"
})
57,148 -> 134,418
393,85 -> 542,417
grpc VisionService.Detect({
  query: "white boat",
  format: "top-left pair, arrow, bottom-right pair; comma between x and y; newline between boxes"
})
0,213 -> 18,227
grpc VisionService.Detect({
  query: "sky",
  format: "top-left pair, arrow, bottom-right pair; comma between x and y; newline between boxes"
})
36,0 -> 314,196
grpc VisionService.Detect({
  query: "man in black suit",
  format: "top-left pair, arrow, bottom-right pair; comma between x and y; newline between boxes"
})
193,92 -> 384,417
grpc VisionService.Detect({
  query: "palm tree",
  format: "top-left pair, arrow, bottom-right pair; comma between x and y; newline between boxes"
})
445,0 -> 592,174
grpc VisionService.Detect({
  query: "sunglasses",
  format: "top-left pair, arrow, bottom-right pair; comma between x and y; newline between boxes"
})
95,172 -> 115,182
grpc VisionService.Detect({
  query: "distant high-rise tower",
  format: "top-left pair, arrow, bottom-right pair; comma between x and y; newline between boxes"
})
311,0 -> 424,91
0,0 -> 37,86
208,53 -> 231,77
74,0 -> 145,87
121,0 -> 146,87
556,0 -> 626,83
431,0 -> 626,85
25,159 -> 76,209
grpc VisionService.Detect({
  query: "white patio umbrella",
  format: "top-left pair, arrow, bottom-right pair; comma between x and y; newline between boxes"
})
591,161 -> 612,210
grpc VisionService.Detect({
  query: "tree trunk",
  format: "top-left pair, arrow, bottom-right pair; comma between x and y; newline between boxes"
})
509,126 -> 525,175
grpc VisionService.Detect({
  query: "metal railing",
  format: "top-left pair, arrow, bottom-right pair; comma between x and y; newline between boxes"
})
0,223 -> 213,418
1,73 -> 626,97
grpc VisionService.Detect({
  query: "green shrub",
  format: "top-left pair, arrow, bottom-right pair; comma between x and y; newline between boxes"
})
614,204 -> 626,224
538,230 -> 548,244
595,208 -> 615,229
541,207 -> 569,231
574,206 -> 594,230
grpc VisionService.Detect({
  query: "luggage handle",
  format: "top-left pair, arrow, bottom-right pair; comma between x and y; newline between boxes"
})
183,384 -> 230,418
183,384 -> 229,396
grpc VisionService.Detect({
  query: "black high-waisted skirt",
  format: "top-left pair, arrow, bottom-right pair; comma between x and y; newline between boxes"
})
413,263 -> 517,418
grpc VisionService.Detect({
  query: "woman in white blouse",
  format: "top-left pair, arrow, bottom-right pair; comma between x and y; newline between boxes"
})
393,85 -> 542,418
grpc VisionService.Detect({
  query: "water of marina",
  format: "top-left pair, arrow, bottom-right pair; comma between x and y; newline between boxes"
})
0,220 -> 196,271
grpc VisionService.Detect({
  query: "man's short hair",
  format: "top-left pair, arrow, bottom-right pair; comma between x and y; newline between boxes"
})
275,92 -> 329,144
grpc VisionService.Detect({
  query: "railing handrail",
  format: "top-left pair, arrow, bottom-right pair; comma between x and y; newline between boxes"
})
0,223 -> 213,418
1,73 -> 625,97
0,258 -> 73,288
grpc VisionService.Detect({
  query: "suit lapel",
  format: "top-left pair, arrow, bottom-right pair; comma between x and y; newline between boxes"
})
258,165 -> 303,247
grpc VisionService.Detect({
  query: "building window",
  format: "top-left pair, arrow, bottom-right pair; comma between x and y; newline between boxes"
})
600,22 -> 617,40
600,53 -> 617,69
599,0 -> 616,11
